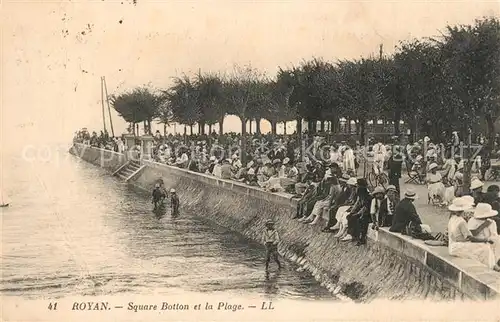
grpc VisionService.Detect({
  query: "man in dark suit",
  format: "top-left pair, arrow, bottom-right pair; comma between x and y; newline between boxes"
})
387,146 -> 403,195
390,189 -> 422,233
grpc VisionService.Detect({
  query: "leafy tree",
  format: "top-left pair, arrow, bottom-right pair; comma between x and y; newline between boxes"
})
110,86 -> 161,135
164,76 -> 201,135
156,92 -> 172,136
194,72 -> 224,134
438,17 -> 500,192
223,65 -> 267,161
392,39 -> 446,140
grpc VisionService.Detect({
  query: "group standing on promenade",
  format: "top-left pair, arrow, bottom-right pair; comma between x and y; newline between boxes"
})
74,128 -> 500,272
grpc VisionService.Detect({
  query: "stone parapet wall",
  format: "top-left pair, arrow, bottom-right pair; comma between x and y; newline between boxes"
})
70,144 -> 499,301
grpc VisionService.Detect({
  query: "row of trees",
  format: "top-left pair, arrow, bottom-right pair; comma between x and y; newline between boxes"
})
110,18 -> 500,148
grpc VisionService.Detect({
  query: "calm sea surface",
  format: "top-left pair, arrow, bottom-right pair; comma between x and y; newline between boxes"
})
0,148 -> 333,300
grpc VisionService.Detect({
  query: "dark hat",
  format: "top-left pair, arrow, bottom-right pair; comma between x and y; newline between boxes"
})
487,184 -> 500,192
357,178 -> 368,188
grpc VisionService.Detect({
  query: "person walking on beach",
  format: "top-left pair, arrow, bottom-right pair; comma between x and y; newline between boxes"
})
170,188 -> 180,217
263,219 -> 282,271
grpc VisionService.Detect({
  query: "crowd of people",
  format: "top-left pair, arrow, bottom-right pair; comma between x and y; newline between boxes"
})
73,127 -> 500,272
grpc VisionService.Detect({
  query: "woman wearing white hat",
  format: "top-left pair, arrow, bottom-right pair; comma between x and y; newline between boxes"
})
447,198 -> 498,271
470,177 -> 484,205
426,163 -> 445,205
467,203 -> 500,271
322,177 -> 358,232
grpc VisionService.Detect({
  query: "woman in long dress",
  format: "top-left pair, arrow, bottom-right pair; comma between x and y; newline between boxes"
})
467,203 -> 500,271
448,198 -> 499,271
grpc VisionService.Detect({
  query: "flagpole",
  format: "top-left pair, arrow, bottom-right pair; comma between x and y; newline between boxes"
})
100,76 -> 107,133
103,76 -> 115,137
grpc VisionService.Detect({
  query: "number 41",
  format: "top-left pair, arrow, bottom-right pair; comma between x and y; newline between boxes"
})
48,302 -> 58,310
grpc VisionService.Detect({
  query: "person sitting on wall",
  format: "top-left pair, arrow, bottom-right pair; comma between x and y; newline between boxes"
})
175,148 -> 189,169
220,159 -> 233,180
212,159 -> 222,178
390,189 -> 433,240
448,198 -> 498,271
482,185 -> 500,233
246,161 -> 259,186
293,177 -> 319,220
378,185 -> 399,227
300,173 -> 342,225
206,156 -> 217,175
322,176 -> 357,232
298,173 -> 331,223
336,178 -> 367,240
169,189 -> 180,217
281,158 -> 299,193
470,178 -> 485,205
467,203 -> 500,271
369,186 -> 386,231
341,178 -> 372,246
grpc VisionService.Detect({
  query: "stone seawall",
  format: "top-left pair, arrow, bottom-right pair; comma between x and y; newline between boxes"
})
70,144 -> 499,302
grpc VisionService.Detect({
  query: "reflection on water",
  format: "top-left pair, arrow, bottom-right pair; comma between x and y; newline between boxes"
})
0,151 -> 334,300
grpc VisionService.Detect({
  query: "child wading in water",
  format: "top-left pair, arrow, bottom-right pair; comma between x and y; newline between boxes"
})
152,183 -> 165,211
263,219 -> 281,271
170,189 -> 179,217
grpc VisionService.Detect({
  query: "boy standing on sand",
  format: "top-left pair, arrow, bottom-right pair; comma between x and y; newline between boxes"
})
263,220 -> 282,271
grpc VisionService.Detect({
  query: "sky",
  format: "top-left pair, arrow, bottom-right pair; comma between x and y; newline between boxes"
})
1,0 -> 499,151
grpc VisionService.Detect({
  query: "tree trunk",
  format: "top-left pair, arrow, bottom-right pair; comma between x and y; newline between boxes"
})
208,124 -> 212,134
163,123 -> 167,137
296,117 -> 303,160
248,120 -> 252,134
190,125 -> 193,135
360,119 -> 366,143
485,113 -> 495,151
219,117 -> 224,134
240,117 -> 247,163
320,120 -> 325,132
347,118 -> 351,134
271,120 -> 277,135
394,111 -> 401,135
255,118 -> 261,134
307,120 -> 314,133
283,121 -> 287,135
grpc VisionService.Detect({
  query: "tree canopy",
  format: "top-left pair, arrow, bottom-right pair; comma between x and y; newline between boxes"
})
108,17 -> 499,143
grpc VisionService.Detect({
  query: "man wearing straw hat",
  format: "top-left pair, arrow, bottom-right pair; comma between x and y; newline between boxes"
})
390,188 -> 422,233
262,219 -> 282,271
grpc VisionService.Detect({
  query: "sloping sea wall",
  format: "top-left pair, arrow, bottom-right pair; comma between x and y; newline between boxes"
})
70,144 -> 499,302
